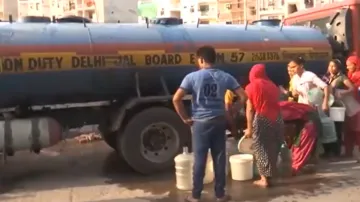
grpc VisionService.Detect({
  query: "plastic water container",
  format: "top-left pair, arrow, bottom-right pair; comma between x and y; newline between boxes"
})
318,108 -> 337,144
329,107 -> 346,122
229,154 -> 254,181
174,147 -> 193,190
320,120 -> 337,143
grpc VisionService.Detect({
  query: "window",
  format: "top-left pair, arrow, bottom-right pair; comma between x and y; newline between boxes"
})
36,3 -> 40,10
268,0 -> 275,6
250,6 -> 256,15
310,16 -> 330,34
237,0 -> 240,8
199,5 -> 209,12
225,3 -> 232,10
288,16 -> 330,34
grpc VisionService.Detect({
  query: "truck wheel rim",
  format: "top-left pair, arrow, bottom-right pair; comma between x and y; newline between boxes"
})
140,122 -> 180,163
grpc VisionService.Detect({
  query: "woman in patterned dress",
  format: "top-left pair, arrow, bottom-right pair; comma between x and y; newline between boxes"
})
244,64 -> 284,187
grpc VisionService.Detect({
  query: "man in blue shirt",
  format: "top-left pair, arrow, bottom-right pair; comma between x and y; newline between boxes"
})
172,46 -> 247,202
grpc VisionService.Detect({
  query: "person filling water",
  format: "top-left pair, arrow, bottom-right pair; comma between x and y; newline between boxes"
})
244,64 -> 284,187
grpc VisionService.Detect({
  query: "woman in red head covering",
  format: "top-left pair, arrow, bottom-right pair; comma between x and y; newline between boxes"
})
344,56 -> 360,160
244,64 -> 284,187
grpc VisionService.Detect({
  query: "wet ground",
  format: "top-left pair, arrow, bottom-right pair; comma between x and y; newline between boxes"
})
0,140 -> 360,202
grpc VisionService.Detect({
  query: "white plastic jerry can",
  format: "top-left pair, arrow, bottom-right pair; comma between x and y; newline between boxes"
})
174,147 -> 193,190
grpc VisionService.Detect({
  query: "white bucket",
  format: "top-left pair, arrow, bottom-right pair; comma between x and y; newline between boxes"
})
329,107 -> 346,122
229,154 -> 254,181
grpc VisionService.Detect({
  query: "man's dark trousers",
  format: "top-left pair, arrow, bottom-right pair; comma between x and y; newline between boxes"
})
192,117 -> 227,199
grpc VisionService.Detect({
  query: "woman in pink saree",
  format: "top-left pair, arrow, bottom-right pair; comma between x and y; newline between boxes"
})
280,101 -> 321,175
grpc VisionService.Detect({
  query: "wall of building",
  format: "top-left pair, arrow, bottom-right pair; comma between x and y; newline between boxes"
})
101,0 -> 138,22
258,0 -> 284,20
180,0 -> 198,24
1,0 -> 19,20
218,0 -> 256,24
18,1 -> 29,18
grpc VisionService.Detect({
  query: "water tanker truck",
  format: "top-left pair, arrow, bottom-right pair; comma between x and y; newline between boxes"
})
0,21 -> 335,174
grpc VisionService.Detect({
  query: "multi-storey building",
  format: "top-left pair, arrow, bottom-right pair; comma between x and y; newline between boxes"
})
19,0 -> 138,22
258,0 -> 344,19
0,0 -> 19,21
257,0 -> 285,19
217,0 -> 256,24
64,0 -> 138,22
158,0 -> 256,24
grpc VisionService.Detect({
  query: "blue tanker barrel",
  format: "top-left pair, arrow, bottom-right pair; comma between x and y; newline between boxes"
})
0,117 -> 62,154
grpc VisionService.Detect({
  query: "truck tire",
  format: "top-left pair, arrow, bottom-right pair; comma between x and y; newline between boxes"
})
118,107 -> 190,175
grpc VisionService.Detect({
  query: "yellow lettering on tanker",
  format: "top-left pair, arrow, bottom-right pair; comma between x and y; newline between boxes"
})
251,52 -> 280,62
1,57 -> 63,72
0,49 -> 332,74
308,52 -> 330,60
1,58 -> 23,72
72,56 -> 104,68
144,54 -> 183,65
28,57 -> 63,70
229,52 -> 245,63
281,51 -> 307,61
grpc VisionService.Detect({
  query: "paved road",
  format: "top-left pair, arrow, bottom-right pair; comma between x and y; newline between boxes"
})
0,140 -> 360,202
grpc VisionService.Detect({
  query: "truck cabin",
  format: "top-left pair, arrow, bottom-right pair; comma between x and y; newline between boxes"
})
151,17 -> 183,25
283,0 -> 360,61
251,19 -> 281,26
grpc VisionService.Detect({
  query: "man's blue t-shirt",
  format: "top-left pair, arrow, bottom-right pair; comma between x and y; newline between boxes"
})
180,68 -> 240,121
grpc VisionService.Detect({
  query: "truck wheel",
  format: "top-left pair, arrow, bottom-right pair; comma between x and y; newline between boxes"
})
118,107 -> 190,175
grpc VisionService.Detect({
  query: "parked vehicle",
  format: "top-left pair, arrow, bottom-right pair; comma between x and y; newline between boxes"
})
0,21 -> 332,174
